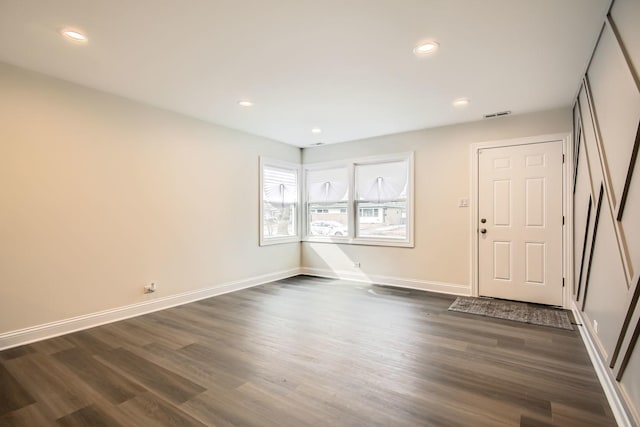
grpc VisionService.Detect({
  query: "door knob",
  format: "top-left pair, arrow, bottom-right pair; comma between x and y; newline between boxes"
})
480,218 -> 487,223
480,228 -> 487,234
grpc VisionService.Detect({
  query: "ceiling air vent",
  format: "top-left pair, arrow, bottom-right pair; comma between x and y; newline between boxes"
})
483,110 -> 512,119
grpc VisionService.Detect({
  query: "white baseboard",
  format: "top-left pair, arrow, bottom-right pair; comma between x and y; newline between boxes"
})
300,267 -> 471,296
572,302 -> 636,427
0,268 -> 302,351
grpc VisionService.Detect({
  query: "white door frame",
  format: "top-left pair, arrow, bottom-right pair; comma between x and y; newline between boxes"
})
469,133 -> 573,308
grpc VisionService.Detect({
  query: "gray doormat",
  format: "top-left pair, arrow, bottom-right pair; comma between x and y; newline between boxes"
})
448,297 -> 573,330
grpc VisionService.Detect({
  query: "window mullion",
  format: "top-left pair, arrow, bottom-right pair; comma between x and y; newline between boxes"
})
349,162 -> 356,239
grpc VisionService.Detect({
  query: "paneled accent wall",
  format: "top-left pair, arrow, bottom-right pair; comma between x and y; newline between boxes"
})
572,0 -> 640,421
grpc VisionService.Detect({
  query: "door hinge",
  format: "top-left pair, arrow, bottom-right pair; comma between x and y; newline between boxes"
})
563,278 -> 565,288
562,154 -> 565,163
562,216 -> 565,225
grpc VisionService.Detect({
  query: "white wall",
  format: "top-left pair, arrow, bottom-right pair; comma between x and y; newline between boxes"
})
0,62 -> 301,335
571,0 -> 640,422
301,109 -> 571,294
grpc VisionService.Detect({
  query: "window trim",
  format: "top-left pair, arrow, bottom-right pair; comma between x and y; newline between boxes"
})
303,160 -> 352,243
259,157 -> 301,246
303,152 -> 414,247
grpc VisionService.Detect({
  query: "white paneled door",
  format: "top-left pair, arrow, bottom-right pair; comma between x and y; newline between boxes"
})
478,141 -> 564,306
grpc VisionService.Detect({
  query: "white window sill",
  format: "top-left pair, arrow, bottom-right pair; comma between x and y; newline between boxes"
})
260,236 -> 301,246
302,236 -> 414,248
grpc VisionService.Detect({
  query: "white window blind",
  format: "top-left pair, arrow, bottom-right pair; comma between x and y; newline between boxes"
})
263,166 -> 298,206
307,167 -> 349,203
356,161 -> 408,202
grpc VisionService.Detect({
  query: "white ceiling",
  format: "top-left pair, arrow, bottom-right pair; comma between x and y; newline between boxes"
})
0,0 -> 609,146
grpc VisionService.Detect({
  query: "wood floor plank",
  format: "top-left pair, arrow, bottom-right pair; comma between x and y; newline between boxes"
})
133,342 -> 247,390
28,336 -> 75,356
181,385 -> 316,427
87,323 -> 155,350
116,392 -> 207,427
0,345 -> 35,361
0,364 -> 36,416
64,330 -> 117,355
126,315 -> 198,349
96,348 -> 206,405
0,403 -> 54,427
55,405 -> 123,427
3,352 -> 93,420
0,275 -> 618,426
53,348 -> 146,405
520,415 -> 556,427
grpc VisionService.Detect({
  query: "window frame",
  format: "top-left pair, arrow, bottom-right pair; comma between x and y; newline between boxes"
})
303,160 -> 352,243
303,152 -> 414,247
259,157 -> 302,246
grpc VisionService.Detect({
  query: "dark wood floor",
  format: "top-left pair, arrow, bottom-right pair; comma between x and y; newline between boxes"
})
0,276 -> 616,426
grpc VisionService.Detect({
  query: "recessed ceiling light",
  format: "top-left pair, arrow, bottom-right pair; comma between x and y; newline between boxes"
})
238,100 -> 253,107
452,98 -> 470,107
311,128 -> 322,134
61,29 -> 88,43
413,41 -> 439,56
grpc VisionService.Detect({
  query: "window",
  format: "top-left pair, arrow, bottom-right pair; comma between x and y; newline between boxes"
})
355,160 -> 408,240
260,158 -> 300,245
303,153 -> 413,247
306,166 -> 349,238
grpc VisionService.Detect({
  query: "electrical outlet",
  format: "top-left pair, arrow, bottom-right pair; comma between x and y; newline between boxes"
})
458,198 -> 469,207
144,282 -> 157,294
593,319 -> 598,334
